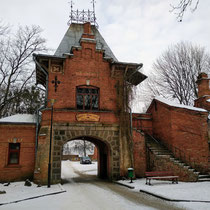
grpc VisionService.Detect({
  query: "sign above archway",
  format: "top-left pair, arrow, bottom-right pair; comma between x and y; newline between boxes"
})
76,113 -> 100,122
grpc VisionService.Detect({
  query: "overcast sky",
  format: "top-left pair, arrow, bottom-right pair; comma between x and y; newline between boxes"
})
0,0 -> 210,74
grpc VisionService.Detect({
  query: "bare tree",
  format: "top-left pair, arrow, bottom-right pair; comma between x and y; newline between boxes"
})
170,0 -> 200,21
63,143 -> 71,155
0,24 -> 47,117
0,20 -> 9,36
73,140 -> 94,157
5,85 -> 45,115
138,42 -> 210,107
135,77 -> 165,112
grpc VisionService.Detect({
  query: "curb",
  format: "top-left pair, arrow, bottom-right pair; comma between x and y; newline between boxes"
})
113,181 -> 135,189
140,190 -> 210,203
0,190 -> 66,206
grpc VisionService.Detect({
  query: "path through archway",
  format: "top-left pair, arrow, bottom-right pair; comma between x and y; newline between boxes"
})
61,136 -> 109,181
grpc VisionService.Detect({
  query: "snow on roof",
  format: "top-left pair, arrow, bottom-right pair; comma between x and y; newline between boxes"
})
0,114 -> 36,124
155,96 -> 207,112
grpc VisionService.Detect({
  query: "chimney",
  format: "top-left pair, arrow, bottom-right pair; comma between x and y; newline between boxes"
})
196,72 -> 210,98
80,22 -> 95,42
83,22 -> 91,34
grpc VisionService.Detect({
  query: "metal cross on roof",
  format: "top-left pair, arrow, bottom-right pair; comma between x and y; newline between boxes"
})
52,76 -> 61,92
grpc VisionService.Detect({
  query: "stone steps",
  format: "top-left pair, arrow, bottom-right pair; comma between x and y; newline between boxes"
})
146,138 -> 205,181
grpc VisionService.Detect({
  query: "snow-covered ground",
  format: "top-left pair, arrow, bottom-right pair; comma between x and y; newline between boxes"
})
118,178 -> 210,209
1,161 -> 210,210
0,182 -> 65,204
64,160 -> 98,176
119,179 -> 210,201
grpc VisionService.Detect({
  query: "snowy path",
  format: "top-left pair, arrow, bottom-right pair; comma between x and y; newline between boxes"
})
1,161 -> 183,210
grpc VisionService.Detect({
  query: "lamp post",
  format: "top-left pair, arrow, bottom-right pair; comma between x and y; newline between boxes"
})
48,99 -> 55,188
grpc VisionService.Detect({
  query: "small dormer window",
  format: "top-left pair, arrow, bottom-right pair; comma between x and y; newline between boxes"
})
76,86 -> 99,110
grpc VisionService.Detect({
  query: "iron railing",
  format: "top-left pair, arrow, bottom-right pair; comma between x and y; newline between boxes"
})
132,116 -> 152,132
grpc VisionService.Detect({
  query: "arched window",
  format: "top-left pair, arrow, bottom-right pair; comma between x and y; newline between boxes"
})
76,86 -> 99,110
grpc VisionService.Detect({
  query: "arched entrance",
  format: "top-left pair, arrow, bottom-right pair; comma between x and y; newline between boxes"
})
62,136 -> 109,179
48,123 -> 120,184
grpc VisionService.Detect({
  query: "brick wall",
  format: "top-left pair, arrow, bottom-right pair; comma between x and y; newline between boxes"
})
132,130 -> 147,177
0,124 -> 36,182
147,99 -> 209,173
148,101 -> 172,146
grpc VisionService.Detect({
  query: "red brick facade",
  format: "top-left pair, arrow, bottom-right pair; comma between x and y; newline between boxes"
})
147,99 -> 208,173
0,124 -> 36,182
132,130 -> 147,177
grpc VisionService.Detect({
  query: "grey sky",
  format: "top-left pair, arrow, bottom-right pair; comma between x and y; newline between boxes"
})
0,0 -> 210,74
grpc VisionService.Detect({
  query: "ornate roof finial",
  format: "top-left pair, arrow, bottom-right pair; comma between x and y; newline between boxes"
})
91,0 -> 96,23
67,0 -> 98,28
70,1 -> 74,23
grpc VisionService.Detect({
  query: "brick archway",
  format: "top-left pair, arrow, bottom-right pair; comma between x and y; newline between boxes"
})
51,123 -> 120,183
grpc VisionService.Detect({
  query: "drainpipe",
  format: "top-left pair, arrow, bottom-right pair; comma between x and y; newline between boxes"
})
35,105 -> 45,158
128,106 -> 133,137
128,106 -> 134,169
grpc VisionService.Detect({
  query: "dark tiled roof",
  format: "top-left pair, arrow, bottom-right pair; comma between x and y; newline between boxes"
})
54,23 -> 118,62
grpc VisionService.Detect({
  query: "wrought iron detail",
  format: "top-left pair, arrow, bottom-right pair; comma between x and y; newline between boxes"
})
52,76 -> 61,92
68,0 -> 98,28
